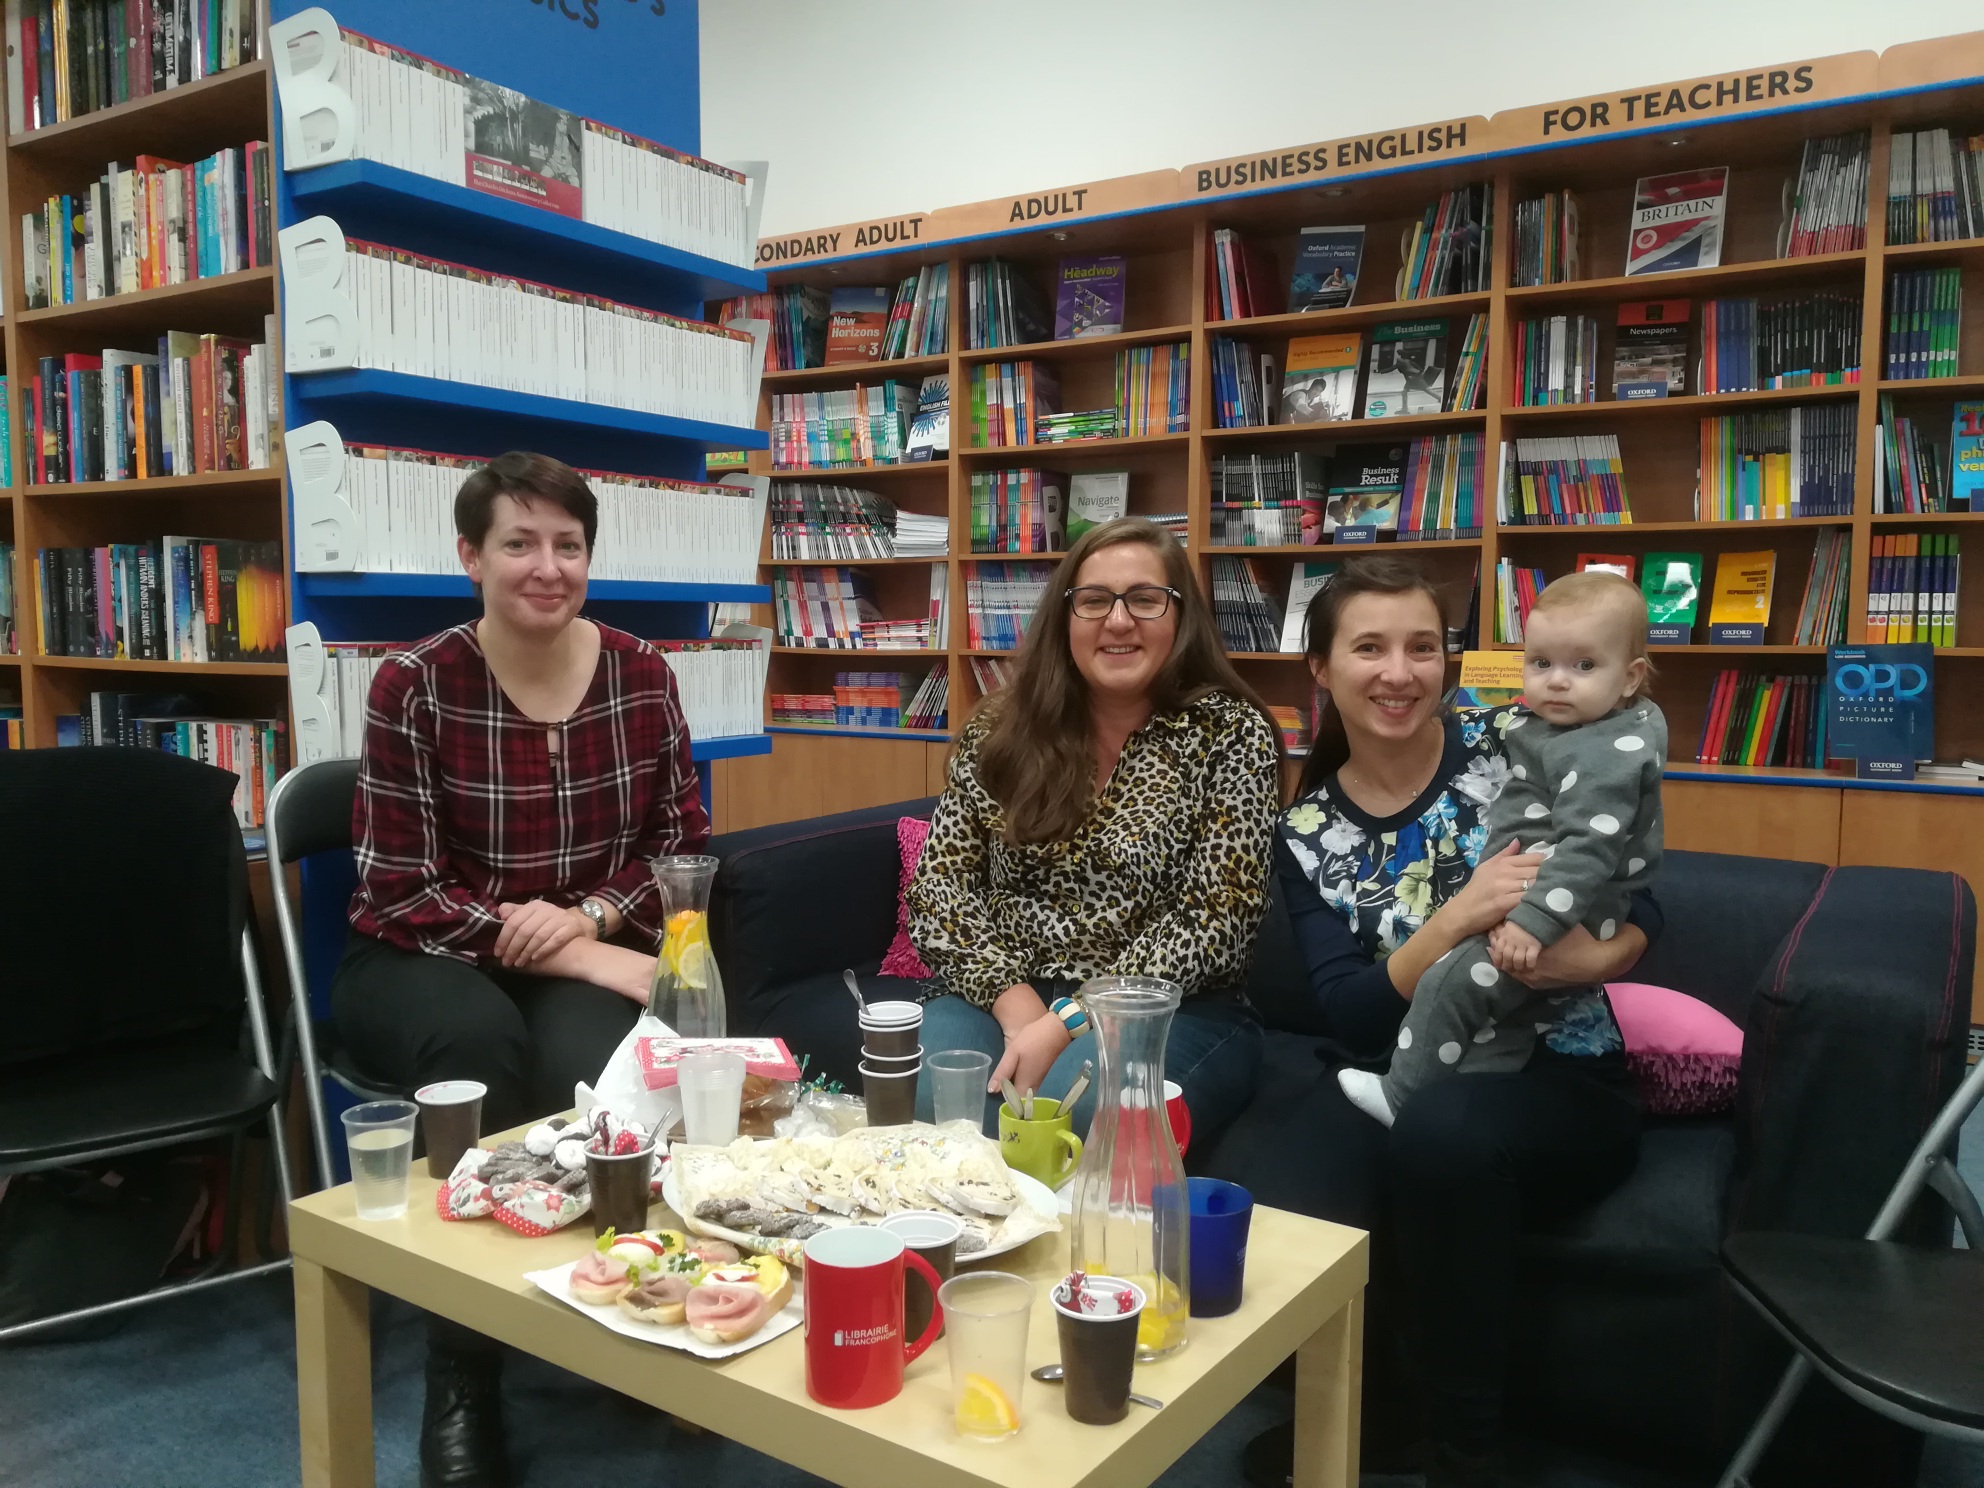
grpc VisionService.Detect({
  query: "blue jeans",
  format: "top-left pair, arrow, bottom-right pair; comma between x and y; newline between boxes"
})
913,993 -> 1264,1145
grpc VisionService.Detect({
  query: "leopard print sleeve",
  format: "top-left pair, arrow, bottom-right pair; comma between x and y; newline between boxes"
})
1109,696 -> 1280,992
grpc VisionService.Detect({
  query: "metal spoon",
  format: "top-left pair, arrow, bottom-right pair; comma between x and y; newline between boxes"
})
841,968 -> 865,1012
1030,1364 -> 1163,1409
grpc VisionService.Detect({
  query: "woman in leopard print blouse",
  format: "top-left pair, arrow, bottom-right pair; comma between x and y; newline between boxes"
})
905,517 -> 1281,1140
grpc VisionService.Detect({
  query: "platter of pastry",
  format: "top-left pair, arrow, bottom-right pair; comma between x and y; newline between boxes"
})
524,1228 -> 801,1359
664,1123 -> 1061,1265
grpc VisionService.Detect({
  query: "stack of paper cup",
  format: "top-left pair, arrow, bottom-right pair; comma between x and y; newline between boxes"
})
859,999 -> 924,1125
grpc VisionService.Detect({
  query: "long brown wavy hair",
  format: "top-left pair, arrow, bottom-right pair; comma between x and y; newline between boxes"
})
1295,555 -> 1448,797
975,517 -> 1277,844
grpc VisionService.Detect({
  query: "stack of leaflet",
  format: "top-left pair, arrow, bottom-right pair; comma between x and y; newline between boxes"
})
1115,343 -> 1190,436
770,484 -> 898,560
1512,315 -> 1599,404
970,362 -> 1061,446
1511,190 -> 1580,287
1398,433 -> 1486,539
1208,557 -> 1282,653
893,510 -> 949,558
1499,437 -> 1631,525
1698,406 -> 1856,519
1399,183 -> 1494,299
1781,133 -> 1872,255
965,260 -> 1052,349
771,383 -> 919,469
880,265 -> 952,358
964,561 -> 1054,649
1701,294 -> 1863,392
1887,128 -> 1984,243
1210,337 -> 1273,429
1883,268 -> 1962,380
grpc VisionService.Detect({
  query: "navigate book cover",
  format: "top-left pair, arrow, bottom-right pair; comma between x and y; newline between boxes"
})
1625,168 -> 1728,276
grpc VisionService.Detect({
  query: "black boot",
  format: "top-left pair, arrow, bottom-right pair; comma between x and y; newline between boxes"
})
1423,1440 -> 1510,1488
420,1326 -> 511,1488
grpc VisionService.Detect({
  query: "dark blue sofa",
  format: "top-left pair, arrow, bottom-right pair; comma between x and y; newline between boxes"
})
707,798 -> 1973,1483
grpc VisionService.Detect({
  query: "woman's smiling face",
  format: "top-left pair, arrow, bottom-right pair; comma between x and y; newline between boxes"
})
1309,589 -> 1448,747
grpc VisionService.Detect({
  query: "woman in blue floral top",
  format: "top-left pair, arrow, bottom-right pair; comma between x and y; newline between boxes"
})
1244,557 -> 1658,1488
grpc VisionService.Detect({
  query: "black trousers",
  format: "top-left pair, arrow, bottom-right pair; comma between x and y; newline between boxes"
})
330,931 -> 641,1138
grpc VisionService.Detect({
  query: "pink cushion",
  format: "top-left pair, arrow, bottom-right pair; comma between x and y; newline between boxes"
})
878,816 -> 933,980
1605,982 -> 1744,1116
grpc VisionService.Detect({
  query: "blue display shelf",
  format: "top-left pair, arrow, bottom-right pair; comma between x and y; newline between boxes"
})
691,735 -> 772,763
293,369 -> 769,453
297,573 -> 769,604
289,160 -> 764,310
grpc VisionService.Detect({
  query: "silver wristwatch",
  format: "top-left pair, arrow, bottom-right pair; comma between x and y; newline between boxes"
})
577,897 -> 609,937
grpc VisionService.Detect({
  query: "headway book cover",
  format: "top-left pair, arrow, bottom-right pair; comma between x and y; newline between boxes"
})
1826,642 -> 1934,776
1625,168 -> 1728,277
464,77 -> 583,218
1054,255 -> 1127,339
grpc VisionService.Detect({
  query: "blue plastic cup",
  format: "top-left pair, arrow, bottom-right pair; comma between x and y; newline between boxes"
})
1187,1176 -> 1253,1317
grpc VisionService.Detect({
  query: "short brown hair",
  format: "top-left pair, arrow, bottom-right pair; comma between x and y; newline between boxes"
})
455,452 -> 598,552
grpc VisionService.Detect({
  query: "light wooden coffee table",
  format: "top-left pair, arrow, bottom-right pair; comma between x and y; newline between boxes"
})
289,1138 -> 1367,1488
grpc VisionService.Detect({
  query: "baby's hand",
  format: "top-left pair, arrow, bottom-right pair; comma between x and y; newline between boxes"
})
1489,921 -> 1543,974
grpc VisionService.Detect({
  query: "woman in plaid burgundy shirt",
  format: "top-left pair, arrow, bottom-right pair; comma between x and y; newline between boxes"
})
330,452 -> 708,1488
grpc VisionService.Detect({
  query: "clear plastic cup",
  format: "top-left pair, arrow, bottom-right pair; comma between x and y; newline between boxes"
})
677,1049 -> 746,1146
939,1270 -> 1033,1439
926,1049 -> 993,1126
341,1100 -> 418,1220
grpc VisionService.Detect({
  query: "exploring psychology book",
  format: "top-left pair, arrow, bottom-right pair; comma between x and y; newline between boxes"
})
1455,650 -> 1526,708
1287,226 -> 1365,313
1281,333 -> 1363,424
1363,320 -> 1448,417
1053,255 -> 1127,339
1826,641 -> 1934,774
822,285 -> 893,364
1625,168 -> 1728,276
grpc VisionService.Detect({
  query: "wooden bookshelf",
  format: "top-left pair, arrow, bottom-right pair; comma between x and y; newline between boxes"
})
1,55 -> 287,752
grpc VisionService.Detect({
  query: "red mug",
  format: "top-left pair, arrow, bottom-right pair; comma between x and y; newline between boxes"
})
802,1226 -> 944,1409
1164,1079 -> 1192,1156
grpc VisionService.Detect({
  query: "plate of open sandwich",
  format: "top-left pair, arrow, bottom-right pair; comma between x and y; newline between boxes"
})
664,1123 -> 1061,1265
524,1228 -> 801,1359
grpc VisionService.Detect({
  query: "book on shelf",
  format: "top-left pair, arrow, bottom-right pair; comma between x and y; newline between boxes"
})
1696,671 -> 1826,767
970,469 -> 1068,554
1398,184 -> 1493,300
21,143 -> 273,309
775,664 -> 949,732
1883,268 -> 1961,381
1445,314 -> 1488,412
1512,190 -> 1581,288
1614,301 -> 1690,399
0,539 -> 15,654
964,560 -> 1055,650
1513,314 -> 1599,405
771,692 -> 834,728
1495,557 -> 1547,643
1208,229 -> 1279,320
1066,471 -> 1130,544
1210,336 -> 1276,429
1780,133 -> 1871,257
1875,393 -> 1952,513
1698,405 -> 1856,520
1887,128 -> 1984,245
1455,650 -> 1526,708
1398,432 -> 1486,540
652,639 -> 770,742
773,567 -> 946,650
36,538 -> 284,662
28,327 -> 275,485
9,0 -> 259,132
1115,343 -> 1190,437
1625,168 -> 1727,276
904,375 -> 951,462
1826,642 -> 1933,771
968,655 -> 1013,695
965,259 -> 1052,350
1035,408 -> 1120,444
1281,561 -> 1340,653
269,14 -> 753,265
0,709 -> 20,750
1281,333 -> 1361,424
1701,293 -> 1863,392
1868,533 -> 1959,646
771,382 -> 918,469
1707,550 -> 1776,639
1210,453 -> 1325,546
719,286 -> 829,372
1288,226 -> 1365,313
1054,256 -> 1127,339
1577,553 -> 1636,581
968,361 -> 1061,447
284,631 -> 395,762
1498,436 -> 1631,525
1955,402 -> 1984,509
1642,553 -> 1703,643
0,377 -> 13,487
279,224 -> 759,429
1268,706 -> 1313,752
1363,321 -> 1447,418
1794,528 -> 1851,647
822,286 -> 893,365
1324,444 -> 1404,536
879,264 -> 951,360
71,698 -> 286,825
771,483 -> 906,562
1209,556 -> 1284,653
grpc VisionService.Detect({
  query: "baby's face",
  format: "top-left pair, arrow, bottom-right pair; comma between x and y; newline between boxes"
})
1522,604 -> 1645,725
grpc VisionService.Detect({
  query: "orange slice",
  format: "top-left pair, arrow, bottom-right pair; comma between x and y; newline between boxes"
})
955,1372 -> 1019,1436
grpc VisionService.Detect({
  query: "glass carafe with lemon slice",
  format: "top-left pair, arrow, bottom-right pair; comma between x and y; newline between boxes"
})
646,855 -> 725,1037
1067,976 -> 1190,1361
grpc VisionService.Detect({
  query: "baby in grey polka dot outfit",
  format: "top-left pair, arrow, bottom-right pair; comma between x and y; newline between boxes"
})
1342,570 -> 1665,1127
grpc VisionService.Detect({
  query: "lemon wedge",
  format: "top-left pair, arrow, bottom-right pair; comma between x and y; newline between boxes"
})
955,1372 -> 1019,1436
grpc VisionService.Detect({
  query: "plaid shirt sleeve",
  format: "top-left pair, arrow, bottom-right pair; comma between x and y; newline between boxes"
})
351,653 -> 508,962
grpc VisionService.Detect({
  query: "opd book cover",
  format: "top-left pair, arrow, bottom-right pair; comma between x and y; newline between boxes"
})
1625,168 -> 1728,277
1053,256 -> 1127,339
1288,226 -> 1365,313
1827,642 -> 1934,773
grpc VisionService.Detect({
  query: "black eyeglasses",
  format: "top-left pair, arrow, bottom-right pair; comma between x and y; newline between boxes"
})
1065,585 -> 1181,621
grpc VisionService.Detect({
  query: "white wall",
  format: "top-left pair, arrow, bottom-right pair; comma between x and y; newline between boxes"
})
701,0 -> 1984,237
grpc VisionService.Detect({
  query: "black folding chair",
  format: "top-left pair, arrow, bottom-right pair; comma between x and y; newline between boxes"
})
1714,1047 -> 1984,1485
0,747 -> 292,1341
263,757 -> 407,1190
